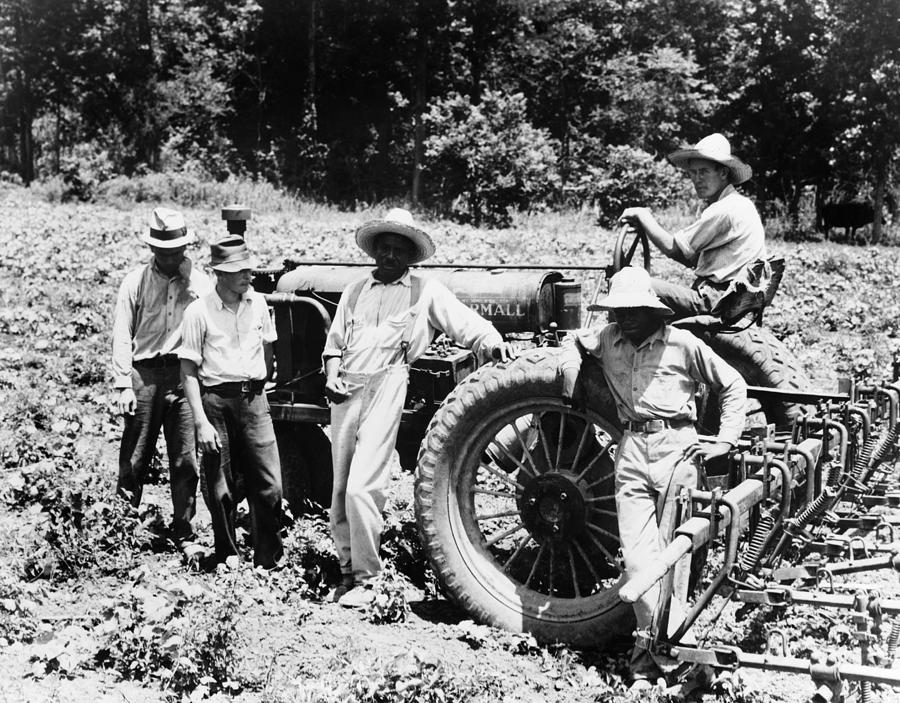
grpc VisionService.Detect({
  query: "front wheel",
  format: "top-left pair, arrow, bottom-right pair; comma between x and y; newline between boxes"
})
415,349 -> 633,648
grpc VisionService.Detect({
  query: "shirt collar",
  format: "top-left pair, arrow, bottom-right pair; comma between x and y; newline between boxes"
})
211,287 -> 250,310
714,184 -> 736,203
611,322 -> 668,350
369,270 -> 411,288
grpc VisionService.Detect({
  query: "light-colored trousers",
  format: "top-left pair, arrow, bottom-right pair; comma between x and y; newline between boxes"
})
615,424 -> 699,677
329,365 -> 408,584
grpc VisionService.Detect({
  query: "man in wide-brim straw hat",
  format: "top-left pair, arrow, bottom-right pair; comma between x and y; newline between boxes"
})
618,133 -> 766,319
559,266 -> 747,690
111,207 -> 211,554
321,207 -> 514,607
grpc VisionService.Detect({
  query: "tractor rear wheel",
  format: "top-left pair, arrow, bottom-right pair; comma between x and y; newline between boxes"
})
414,348 -> 633,649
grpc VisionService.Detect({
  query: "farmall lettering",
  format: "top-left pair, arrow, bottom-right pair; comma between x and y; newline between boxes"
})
469,299 -> 526,321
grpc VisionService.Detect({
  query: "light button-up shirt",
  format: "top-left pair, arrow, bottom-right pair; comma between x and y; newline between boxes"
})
111,257 -> 211,389
178,289 -> 277,387
560,323 -> 747,446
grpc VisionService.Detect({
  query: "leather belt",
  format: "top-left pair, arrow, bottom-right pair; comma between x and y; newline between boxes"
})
623,418 -> 693,434
133,354 -> 180,369
203,380 -> 266,397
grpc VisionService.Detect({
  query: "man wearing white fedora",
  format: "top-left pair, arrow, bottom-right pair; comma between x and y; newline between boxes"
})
322,207 -> 514,607
619,133 -> 766,319
179,235 -> 284,570
111,207 -> 211,548
559,266 -> 746,689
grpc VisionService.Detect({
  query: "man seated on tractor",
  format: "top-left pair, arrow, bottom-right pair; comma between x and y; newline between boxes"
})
559,266 -> 747,690
322,207 -> 515,608
619,133 -> 766,320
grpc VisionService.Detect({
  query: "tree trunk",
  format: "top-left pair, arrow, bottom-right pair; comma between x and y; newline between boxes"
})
305,0 -> 317,133
411,0 -> 427,204
12,6 -> 33,183
871,155 -> 887,245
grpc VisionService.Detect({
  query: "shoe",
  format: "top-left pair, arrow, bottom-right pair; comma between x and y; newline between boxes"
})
628,678 -> 655,693
327,575 -> 356,603
337,584 -> 376,608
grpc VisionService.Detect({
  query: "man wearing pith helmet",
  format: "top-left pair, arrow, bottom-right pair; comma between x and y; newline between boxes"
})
558,266 -> 746,689
619,133 -> 766,319
111,207 -> 210,552
178,235 -> 284,570
322,207 -> 515,607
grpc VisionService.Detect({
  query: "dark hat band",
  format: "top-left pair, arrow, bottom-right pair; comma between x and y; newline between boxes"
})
149,227 -> 187,240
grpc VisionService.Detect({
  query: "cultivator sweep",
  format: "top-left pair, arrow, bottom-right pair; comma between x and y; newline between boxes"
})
622,368 -> 900,701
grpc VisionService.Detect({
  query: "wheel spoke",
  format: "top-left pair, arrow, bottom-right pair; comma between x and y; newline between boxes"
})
587,522 -> 620,543
585,527 -> 620,566
554,412 -> 566,471
566,545 -> 582,599
511,418 -> 540,476
478,461 -> 522,490
488,434 -> 536,479
572,538 -> 604,590
587,507 -> 618,519
472,488 -> 516,500
484,521 -> 526,548
584,472 -> 615,492
585,494 -> 615,504
569,420 -> 593,476
476,508 -> 521,522
574,437 -> 616,483
548,545 -> 555,596
502,534 -> 533,572
524,542 -> 548,589
535,412 -> 555,471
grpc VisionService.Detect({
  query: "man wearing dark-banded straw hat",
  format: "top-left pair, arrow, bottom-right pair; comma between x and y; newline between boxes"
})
322,207 -> 514,607
111,207 -> 211,550
178,235 -> 284,570
619,133 -> 766,319
559,266 -> 746,690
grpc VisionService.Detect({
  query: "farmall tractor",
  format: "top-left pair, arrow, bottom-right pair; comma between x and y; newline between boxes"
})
231,205 -> 900,700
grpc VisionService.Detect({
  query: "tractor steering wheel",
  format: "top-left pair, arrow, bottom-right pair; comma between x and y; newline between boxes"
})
612,225 -> 651,272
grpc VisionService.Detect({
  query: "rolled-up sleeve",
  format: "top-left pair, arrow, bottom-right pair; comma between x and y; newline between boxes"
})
176,301 -> 205,366
688,338 -> 747,445
322,288 -> 349,362
425,281 -> 502,361
672,209 -> 730,263
111,274 -> 137,389
559,328 -> 600,374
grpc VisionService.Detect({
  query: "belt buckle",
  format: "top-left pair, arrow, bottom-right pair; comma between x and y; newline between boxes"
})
240,380 -> 251,394
646,419 -> 665,433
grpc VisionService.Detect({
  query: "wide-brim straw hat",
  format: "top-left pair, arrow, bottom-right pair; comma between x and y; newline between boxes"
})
355,207 -> 436,264
588,266 -> 674,315
210,234 -> 258,272
141,207 -> 195,248
667,133 -> 752,185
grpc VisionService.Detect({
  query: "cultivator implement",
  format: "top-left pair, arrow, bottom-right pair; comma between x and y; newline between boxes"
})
623,363 -> 900,701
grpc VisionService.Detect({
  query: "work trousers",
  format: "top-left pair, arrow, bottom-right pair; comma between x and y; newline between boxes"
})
651,277 -> 729,320
200,389 -> 284,568
615,424 -> 699,678
117,365 -> 198,539
329,365 -> 408,584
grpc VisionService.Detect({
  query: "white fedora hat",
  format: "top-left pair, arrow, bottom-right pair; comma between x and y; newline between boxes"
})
667,133 -> 752,185
588,266 -> 673,315
355,208 -> 436,265
141,207 -> 195,248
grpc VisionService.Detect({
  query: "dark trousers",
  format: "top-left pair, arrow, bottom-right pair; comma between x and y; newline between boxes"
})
651,277 -> 729,319
117,366 -> 199,539
200,389 -> 283,568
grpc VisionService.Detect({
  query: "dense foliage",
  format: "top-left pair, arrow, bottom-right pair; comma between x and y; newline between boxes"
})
0,0 -> 898,228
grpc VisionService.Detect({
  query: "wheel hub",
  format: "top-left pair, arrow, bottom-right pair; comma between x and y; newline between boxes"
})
519,472 -> 587,542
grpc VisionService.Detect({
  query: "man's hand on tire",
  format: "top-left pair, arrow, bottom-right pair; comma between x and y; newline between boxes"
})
561,367 -> 585,411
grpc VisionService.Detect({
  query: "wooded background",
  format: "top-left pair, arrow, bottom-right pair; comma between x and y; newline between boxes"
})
0,0 -> 897,232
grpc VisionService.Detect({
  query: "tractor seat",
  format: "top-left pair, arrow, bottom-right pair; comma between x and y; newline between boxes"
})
674,257 -> 785,331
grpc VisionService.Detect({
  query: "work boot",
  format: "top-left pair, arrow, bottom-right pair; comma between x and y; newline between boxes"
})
337,583 -> 376,608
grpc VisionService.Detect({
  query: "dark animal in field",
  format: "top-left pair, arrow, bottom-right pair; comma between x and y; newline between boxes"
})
819,201 -> 879,242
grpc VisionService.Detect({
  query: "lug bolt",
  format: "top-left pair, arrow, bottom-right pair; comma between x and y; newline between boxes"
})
527,497 -> 537,505
552,525 -> 560,533
560,492 -> 568,501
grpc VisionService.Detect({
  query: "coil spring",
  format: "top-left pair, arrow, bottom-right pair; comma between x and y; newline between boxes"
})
794,489 -> 834,529
871,422 -> 898,465
826,461 -> 843,487
888,619 -> 900,662
851,435 -> 878,482
861,679 -> 872,703
740,511 -> 775,572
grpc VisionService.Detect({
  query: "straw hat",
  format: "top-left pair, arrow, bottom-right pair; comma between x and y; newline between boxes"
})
355,208 -> 436,264
587,267 -> 673,315
667,133 -> 752,185
209,235 -> 258,272
141,207 -> 195,248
